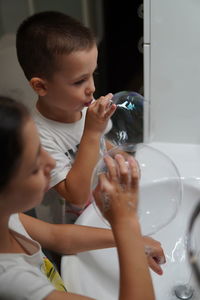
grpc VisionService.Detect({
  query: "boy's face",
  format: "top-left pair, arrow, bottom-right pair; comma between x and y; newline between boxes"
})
44,45 -> 98,114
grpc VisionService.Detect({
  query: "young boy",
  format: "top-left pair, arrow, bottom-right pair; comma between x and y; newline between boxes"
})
15,12 -> 165,275
16,11 -> 116,224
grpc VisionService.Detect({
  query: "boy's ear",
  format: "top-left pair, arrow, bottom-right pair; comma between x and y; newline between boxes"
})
30,77 -> 48,96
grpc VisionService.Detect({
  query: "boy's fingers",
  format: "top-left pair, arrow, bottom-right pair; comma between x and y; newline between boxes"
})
96,94 -> 114,116
147,257 -> 163,276
104,93 -> 113,100
104,104 -> 117,119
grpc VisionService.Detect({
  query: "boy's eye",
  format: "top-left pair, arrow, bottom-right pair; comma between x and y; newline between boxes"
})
74,79 -> 86,85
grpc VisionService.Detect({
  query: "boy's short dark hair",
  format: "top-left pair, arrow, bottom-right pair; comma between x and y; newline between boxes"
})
16,11 -> 96,80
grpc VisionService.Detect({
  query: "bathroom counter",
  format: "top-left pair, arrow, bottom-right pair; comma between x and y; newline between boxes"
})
150,142 -> 200,179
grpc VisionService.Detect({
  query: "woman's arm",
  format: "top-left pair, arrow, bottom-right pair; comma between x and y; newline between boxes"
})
93,154 -> 155,300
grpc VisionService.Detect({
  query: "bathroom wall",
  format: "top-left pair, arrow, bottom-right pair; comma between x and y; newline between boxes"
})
0,0 -> 35,110
144,0 -> 200,144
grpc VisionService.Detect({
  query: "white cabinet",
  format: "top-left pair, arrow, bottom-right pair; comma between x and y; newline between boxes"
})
144,0 -> 200,143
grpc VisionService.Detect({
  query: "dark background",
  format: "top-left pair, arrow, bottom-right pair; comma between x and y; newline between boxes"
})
95,0 -> 144,98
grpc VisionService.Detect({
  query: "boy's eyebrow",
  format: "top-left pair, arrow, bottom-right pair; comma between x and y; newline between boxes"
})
73,66 -> 98,80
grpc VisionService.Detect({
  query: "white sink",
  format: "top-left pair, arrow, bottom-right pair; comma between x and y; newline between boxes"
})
151,178 -> 200,299
61,143 -> 200,299
61,178 -> 200,299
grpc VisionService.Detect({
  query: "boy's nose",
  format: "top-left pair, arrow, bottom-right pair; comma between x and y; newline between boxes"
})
86,78 -> 95,95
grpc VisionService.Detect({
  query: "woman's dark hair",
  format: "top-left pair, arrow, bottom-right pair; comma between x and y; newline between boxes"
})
0,96 -> 30,191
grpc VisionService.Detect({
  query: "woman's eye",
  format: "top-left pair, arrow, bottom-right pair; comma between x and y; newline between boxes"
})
32,168 -> 39,175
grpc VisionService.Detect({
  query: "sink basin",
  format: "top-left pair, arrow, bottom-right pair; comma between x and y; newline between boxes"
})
151,178 -> 200,299
61,178 -> 200,299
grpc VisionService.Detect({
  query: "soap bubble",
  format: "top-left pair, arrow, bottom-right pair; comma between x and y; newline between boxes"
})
92,143 -> 182,235
106,91 -> 145,145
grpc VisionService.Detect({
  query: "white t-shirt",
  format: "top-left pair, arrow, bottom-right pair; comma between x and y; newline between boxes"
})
0,214 -> 67,300
33,107 -> 112,224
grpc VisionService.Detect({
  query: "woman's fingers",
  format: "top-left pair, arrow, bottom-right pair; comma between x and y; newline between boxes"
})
103,154 -> 139,188
93,172 -> 114,214
93,154 -> 140,222
128,156 -> 140,188
114,154 -> 129,186
104,155 -> 118,183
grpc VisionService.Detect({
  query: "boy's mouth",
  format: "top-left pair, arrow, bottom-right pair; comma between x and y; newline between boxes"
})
84,99 -> 93,107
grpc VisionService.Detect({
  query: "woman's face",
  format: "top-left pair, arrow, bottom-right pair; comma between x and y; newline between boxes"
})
0,118 -> 55,214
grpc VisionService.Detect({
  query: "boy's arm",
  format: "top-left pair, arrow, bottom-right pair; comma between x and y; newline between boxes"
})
20,212 -> 164,274
19,213 -> 115,255
105,139 -> 115,151
21,216 -> 155,300
54,94 -> 116,207
54,129 -> 102,207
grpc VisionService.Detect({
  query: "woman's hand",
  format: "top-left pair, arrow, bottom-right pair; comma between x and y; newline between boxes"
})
93,153 -> 139,226
93,154 -> 166,276
93,153 -> 155,300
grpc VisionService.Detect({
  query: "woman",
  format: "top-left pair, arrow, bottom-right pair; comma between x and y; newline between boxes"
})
0,96 -> 158,299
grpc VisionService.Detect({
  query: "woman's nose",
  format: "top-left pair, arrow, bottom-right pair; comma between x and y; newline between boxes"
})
42,148 -> 56,173
48,155 -> 56,171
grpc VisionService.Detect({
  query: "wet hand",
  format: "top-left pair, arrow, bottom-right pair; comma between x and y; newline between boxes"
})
93,154 -> 139,226
143,236 -> 166,275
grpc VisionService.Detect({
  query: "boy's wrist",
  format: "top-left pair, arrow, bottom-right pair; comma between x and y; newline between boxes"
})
82,128 -> 102,141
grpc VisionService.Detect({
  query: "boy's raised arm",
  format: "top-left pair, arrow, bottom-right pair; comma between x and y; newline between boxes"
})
54,94 -> 116,207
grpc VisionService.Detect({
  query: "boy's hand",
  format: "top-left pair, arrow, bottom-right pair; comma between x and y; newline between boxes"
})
93,153 -> 139,226
85,93 -> 116,135
143,236 -> 166,275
